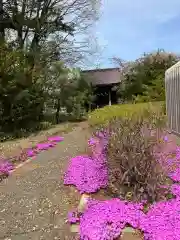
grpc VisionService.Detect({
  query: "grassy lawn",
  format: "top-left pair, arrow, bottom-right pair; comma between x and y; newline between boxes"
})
173,134 -> 180,145
88,101 -> 164,127
0,122 -> 78,159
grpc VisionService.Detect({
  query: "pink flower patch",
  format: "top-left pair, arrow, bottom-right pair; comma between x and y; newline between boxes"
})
47,136 -> 64,142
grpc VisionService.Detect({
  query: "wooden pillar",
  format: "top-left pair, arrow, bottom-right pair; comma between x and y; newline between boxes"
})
108,89 -> 112,106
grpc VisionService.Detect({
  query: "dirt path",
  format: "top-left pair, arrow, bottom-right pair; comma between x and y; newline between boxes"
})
0,124 -> 89,240
0,122 -> 77,159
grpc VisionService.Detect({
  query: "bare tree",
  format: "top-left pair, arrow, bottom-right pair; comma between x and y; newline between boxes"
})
0,0 -> 101,65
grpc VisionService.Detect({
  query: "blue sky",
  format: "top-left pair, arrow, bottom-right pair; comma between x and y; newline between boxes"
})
94,0 -> 180,68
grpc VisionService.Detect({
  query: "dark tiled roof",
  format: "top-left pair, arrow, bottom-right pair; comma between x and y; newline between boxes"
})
82,68 -> 121,86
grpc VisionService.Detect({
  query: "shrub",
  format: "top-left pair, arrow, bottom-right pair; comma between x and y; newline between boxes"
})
106,111 -> 167,203
0,44 -> 45,133
37,121 -> 53,130
0,121 -> 53,142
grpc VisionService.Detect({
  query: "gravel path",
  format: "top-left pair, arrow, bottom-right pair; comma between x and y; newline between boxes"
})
0,124 -> 89,240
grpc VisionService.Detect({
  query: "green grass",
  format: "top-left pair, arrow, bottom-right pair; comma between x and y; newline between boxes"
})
88,102 -> 164,127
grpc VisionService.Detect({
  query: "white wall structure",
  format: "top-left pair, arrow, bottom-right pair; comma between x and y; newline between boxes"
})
165,61 -> 180,135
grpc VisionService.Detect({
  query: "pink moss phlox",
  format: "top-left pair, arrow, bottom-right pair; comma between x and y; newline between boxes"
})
0,135 -> 64,179
0,160 -> 14,175
47,136 -> 64,142
88,137 -> 98,146
36,142 -> 52,150
141,197 -> 180,240
68,211 -> 80,224
95,131 -> 109,150
171,184 -> 180,198
164,136 -> 168,142
78,195 -> 180,240
64,155 -> 108,193
64,134 -> 108,193
27,149 -> 36,157
168,168 -> 180,182
79,199 -> 145,240
66,130 -> 180,240
154,137 -> 180,182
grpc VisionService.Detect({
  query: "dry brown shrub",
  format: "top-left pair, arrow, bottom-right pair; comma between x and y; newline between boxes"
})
106,112 -> 168,203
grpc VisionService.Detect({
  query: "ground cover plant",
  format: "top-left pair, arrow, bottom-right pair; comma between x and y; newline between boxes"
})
64,132 -> 108,193
64,103 -> 180,240
88,102 -> 164,128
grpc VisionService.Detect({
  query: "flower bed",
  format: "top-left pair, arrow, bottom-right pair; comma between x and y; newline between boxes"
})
64,134 -> 108,193
0,135 -> 64,180
64,130 -> 180,240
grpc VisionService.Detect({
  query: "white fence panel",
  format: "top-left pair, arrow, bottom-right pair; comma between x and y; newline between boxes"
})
165,61 -> 180,135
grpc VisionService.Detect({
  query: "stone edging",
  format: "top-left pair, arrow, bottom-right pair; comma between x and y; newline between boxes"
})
9,156 -> 36,174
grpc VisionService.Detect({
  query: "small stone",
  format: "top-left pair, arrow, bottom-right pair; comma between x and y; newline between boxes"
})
121,229 -> 143,240
122,227 -> 136,233
55,210 -> 59,214
70,224 -> 80,233
78,194 -> 90,213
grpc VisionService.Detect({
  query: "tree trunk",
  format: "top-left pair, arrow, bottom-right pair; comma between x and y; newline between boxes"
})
1,98 -> 13,131
0,0 -> 5,43
56,98 -> 60,124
